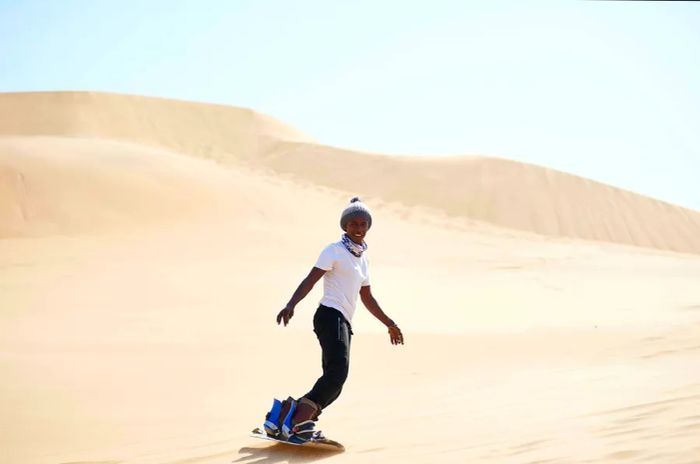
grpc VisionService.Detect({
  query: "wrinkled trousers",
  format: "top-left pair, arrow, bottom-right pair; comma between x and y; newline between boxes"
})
304,305 -> 353,409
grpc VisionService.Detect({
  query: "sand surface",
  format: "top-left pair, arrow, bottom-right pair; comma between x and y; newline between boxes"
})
2,92 -> 700,464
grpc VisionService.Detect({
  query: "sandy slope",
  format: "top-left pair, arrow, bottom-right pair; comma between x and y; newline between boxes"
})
0,136 -> 252,237
0,91 -> 313,157
254,140 -> 700,255
2,92 -> 700,464
3,91 -> 700,253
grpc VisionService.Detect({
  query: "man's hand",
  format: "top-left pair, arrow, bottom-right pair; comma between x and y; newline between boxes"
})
388,324 -> 404,345
276,305 -> 295,326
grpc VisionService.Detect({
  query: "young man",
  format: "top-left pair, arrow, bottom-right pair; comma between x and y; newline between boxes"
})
263,197 -> 404,442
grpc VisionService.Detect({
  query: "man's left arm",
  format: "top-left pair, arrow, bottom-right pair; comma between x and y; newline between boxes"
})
359,285 -> 404,345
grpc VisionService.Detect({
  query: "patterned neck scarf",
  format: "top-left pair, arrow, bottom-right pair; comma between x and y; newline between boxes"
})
341,233 -> 368,257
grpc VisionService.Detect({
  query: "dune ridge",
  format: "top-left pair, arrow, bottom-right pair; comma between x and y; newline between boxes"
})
1,90 -> 699,255
256,140 -> 700,255
0,91 -> 313,158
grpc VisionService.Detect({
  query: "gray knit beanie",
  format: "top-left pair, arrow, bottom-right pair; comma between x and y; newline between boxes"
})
340,197 -> 372,230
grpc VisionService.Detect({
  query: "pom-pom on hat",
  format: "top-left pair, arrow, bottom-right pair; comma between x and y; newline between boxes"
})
340,197 -> 372,230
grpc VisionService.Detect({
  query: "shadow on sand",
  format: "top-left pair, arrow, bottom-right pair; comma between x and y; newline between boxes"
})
235,443 -> 343,464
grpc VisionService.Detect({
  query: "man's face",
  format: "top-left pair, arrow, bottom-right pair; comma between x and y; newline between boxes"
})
344,216 -> 369,244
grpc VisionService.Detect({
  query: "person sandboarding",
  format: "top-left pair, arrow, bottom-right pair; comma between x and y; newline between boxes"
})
255,197 -> 404,448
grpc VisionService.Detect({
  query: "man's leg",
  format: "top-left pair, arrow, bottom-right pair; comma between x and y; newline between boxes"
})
304,307 -> 351,410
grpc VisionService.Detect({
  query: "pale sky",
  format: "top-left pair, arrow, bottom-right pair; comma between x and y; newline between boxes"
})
1,1 -> 699,209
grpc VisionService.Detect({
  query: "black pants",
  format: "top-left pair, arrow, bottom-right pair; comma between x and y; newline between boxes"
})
304,305 -> 353,410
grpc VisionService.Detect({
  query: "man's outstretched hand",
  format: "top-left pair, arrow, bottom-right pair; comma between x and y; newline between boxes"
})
388,325 -> 404,345
276,305 -> 295,326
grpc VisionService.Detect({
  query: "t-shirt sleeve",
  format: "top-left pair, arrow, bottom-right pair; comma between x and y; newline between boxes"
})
314,244 -> 336,271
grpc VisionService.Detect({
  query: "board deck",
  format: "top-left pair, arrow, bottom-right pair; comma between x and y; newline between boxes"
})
250,427 -> 345,451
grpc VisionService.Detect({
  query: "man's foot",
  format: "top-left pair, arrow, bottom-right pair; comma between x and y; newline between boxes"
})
291,420 -> 317,441
292,397 -> 320,424
290,397 -> 321,441
279,397 -> 297,438
263,398 -> 283,437
287,427 -> 326,444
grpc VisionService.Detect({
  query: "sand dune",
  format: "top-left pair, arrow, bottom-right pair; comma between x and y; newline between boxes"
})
254,140 -> 700,255
2,91 -> 699,254
0,136 -> 253,237
0,91 -> 312,162
2,92 -> 700,464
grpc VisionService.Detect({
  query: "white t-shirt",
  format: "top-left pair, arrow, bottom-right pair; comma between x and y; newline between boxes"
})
314,241 -> 370,323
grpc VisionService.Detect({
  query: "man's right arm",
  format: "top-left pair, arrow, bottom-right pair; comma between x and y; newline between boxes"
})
276,267 -> 327,326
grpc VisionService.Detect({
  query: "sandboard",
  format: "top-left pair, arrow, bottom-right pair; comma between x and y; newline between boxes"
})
250,427 -> 345,451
